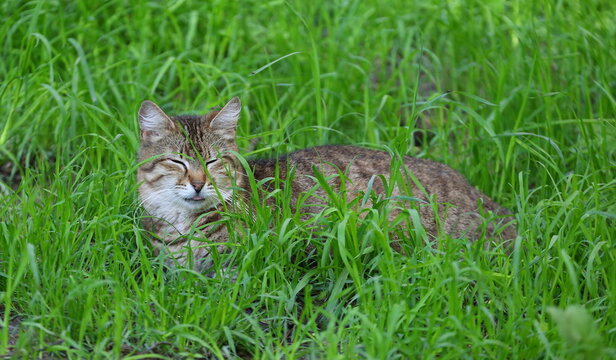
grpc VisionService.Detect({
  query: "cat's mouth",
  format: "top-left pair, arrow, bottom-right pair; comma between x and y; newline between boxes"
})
184,196 -> 205,202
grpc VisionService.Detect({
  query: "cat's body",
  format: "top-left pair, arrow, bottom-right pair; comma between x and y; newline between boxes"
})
137,98 -> 516,270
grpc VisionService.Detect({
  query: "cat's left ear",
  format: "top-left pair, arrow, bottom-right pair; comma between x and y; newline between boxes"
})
210,97 -> 240,139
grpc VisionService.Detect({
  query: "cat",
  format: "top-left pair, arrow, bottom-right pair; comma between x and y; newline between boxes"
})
137,97 -> 517,270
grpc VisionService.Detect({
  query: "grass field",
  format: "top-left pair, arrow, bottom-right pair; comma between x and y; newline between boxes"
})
1,0 -> 615,358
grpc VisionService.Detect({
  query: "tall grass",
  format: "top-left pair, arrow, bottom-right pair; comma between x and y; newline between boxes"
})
1,0 -> 614,358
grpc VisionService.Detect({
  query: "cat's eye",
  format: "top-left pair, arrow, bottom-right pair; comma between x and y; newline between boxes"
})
167,158 -> 187,169
205,158 -> 218,166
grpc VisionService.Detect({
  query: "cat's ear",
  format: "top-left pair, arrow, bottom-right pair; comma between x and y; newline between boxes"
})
209,97 -> 240,139
138,100 -> 175,141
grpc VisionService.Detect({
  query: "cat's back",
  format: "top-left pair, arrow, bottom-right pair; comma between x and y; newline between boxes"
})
249,145 -> 516,241
252,145 -> 463,182
257,145 -> 460,181
250,145 -> 394,180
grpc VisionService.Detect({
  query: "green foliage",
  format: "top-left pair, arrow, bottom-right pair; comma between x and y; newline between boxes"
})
1,0 -> 614,358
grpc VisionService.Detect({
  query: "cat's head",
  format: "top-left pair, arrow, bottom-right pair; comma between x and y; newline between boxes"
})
137,98 -> 242,217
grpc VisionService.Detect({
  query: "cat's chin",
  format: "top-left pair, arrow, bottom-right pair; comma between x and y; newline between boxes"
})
181,196 -> 218,212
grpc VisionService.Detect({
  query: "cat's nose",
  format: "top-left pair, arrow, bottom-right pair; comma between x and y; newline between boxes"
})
191,181 -> 205,192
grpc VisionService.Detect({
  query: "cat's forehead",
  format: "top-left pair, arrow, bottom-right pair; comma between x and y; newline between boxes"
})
171,114 -> 220,158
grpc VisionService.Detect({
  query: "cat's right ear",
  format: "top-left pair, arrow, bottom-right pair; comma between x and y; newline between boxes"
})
138,100 -> 175,142
209,97 -> 240,140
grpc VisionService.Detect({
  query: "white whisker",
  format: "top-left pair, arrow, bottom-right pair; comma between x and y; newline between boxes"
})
138,188 -> 177,207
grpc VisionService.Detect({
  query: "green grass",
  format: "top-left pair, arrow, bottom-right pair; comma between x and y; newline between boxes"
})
1,0 -> 615,358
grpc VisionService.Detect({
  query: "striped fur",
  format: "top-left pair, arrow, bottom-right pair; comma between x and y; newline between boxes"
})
137,98 -> 517,271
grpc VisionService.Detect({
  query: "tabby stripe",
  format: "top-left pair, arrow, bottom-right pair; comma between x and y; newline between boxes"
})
146,174 -> 164,184
142,158 -> 166,172
168,238 -> 189,245
150,236 -> 190,246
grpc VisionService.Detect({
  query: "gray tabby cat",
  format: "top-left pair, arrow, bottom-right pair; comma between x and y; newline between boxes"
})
137,97 -> 516,270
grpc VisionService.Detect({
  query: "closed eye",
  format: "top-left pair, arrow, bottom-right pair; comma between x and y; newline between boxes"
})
205,158 -> 218,166
167,158 -> 187,169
